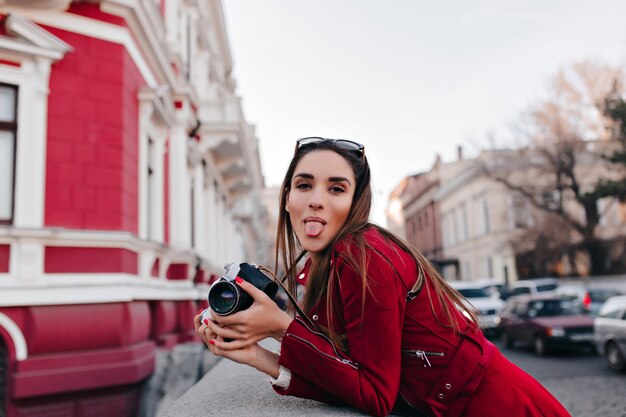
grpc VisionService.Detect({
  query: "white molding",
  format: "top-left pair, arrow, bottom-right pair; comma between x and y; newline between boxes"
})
101,0 -> 175,87
168,124 -> 192,249
5,12 -> 73,53
0,14 -> 72,231
2,0 -> 71,9
0,283 -> 205,308
0,7 -> 158,86
0,313 -> 28,360
0,227 -> 165,252
138,88 -> 170,243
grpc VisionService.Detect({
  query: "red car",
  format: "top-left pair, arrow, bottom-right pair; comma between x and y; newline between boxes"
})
497,294 -> 595,356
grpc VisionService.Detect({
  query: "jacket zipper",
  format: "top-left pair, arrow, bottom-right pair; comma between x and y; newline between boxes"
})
286,333 -> 359,369
291,318 -> 359,369
295,317 -> 353,363
402,349 -> 445,367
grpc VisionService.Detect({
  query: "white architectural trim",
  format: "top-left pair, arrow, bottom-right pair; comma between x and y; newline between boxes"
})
168,124 -> 192,250
0,7 -> 157,86
0,284 -> 203,308
4,12 -> 72,53
0,15 -> 70,230
101,0 -> 177,87
0,312 -> 28,360
138,86 -> 172,242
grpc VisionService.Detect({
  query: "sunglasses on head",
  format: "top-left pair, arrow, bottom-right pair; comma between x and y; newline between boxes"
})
295,137 -> 365,157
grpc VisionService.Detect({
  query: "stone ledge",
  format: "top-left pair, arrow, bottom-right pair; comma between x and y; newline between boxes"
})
158,339 -> 370,417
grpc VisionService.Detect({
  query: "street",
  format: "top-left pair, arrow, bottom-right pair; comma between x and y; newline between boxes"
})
491,337 -> 626,417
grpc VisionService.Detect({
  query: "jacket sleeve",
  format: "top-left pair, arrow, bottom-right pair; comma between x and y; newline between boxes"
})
276,252 -> 407,417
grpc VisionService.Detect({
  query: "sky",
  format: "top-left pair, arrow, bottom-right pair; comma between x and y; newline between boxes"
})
221,0 -> 626,224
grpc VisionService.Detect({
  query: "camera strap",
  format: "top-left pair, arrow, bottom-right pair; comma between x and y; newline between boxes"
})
258,264 -> 317,329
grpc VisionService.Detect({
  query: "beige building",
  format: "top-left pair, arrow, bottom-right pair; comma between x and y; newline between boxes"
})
390,141 -> 626,284
436,151 -> 520,284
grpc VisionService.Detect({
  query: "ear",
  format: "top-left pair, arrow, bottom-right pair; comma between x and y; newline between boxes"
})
284,187 -> 290,213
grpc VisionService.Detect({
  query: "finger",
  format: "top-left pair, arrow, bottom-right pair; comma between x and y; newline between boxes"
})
193,309 -> 204,330
210,337 -> 250,351
203,328 -> 218,351
235,276 -> 271,302
207,320 -> 243,340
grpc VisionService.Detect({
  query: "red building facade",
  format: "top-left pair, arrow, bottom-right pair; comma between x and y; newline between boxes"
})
0,1 -> 269,416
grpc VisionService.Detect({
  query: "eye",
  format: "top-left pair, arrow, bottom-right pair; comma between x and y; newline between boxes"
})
329,185 -> 346,193
295,182 -> 311,190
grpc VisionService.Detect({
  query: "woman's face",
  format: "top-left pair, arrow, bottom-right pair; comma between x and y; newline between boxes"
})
286,150 -> 356,256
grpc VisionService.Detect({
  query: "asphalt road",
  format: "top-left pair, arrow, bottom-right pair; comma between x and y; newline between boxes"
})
491,338 -> 626,417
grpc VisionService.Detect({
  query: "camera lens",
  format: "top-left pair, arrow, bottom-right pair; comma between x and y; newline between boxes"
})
208,281 -> 241,315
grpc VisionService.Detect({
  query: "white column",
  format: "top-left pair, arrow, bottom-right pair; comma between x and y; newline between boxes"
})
206,180 -> 217,265
202,179 -> 212,262
218,198 -> 226,262
169,125 -> 191,249
13,58 -> 51,228
151,137 -> 165,243
11,239 -> 44,282
193,163 -> 205,254
137,103 -> 150,240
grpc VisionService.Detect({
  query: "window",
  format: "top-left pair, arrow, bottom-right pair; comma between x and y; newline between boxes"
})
451,208 -> 459,244
474,195 -> 490,235
190,181 -> 195,248
460,202 -> 469,241
146,137 -> 155,239
0,84 -> 17,224
485,256 -> 494,278
482,200 -> 490,234
509,192 -> 532,229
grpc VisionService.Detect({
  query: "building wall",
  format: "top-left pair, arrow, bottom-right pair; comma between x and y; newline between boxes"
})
45,26 -> 141,233
438,172 -> 518,283
0,1 -> 272,416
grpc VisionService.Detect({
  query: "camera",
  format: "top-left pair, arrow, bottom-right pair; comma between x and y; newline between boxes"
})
208,262 -> 278,316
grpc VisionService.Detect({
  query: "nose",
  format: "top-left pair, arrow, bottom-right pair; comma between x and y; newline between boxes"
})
308,189 -> 324,210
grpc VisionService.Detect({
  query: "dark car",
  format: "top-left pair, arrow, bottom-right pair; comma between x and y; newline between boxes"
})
497,295 -> 595,356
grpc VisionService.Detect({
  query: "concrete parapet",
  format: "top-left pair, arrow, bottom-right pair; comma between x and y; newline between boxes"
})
160,340 -> 370,417
140,343 -> 220,417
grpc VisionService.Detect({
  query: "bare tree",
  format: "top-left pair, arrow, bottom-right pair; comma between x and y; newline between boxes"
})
482,61 -> 626,276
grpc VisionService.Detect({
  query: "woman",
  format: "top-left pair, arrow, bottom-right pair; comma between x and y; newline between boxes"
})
194,137 -> 570,417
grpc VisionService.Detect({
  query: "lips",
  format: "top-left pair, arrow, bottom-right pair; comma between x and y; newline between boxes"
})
304,217 -> 326,237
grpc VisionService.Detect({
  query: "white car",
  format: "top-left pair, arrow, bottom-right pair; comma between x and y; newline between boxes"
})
508,278 -> 559,298
594,295 -> 626,372
556,284 -> 623,317
449,281 -> 505,335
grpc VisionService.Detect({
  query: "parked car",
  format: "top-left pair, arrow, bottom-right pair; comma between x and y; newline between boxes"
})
449,281 -> 504,335
508,278 -> 559,298
497,294 -> 595,356
556,284 -> 623,316
594,295 -> 626,373
471,278 -> 508,300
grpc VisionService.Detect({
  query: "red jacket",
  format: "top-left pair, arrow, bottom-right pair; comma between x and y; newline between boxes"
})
275,227 -> 570,417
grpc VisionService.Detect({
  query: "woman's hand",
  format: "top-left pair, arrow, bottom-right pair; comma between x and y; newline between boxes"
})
194,307 -> 281,378
194,308 -> 217,348
210,338 -> 281,379
207,277 -> 293,349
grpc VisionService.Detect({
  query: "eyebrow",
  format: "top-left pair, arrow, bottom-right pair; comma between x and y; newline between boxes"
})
294,173 -> 353,186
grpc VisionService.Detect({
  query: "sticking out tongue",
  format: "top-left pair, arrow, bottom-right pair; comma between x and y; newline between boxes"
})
304,221 -> 325,237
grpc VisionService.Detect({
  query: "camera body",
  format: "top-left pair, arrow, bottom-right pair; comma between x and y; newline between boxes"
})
208,262 -> 278,316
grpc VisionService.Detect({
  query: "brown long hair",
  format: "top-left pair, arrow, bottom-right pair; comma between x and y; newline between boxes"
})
274,140 -> 476,349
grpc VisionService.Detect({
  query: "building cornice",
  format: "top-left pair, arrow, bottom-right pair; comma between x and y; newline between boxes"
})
0,12 -> 72,61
